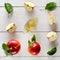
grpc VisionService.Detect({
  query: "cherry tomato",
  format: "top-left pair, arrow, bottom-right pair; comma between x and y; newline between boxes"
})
28,42 -> 41,55
7,39 -> 21,55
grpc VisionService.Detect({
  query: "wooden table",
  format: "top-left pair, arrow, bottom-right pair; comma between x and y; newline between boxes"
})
0,0 -> 60,60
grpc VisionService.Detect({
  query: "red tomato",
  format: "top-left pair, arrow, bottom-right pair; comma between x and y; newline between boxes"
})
7,39 -> 21,55
28,42 -> 41,55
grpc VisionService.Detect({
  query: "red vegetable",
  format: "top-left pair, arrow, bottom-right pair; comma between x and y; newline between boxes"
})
28,35 -> 41,55
7,39 -> 21,55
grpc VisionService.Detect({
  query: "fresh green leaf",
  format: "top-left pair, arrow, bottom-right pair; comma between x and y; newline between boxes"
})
45,2 -> 57,11
5,51 -> 12,56
31,35 -> 36,42
2,43 -> 9,51
28,40 -> 32,47
2,43 -> 12,56
4,3 -> 13,14
47,47 -> 57,55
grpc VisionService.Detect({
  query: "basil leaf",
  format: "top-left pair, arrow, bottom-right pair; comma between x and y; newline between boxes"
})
47,47 -> 57,55
2,43 -> 12,56
45,2 -> 57,11
5,51 -> 12,56
4,3 -> 13,14
2,43 -> 9,51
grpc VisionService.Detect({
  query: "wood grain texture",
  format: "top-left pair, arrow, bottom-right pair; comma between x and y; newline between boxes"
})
0,0 -> 60,6
0,57 -> 60,60
0,0 -> 60,60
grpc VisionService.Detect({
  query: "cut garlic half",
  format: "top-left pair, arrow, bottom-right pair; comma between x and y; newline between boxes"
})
6,23 -> 16,33
47,31 -> 57,41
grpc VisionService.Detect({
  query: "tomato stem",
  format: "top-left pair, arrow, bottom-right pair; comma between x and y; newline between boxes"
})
28,40 -> 32,47
31,35 -> 36,42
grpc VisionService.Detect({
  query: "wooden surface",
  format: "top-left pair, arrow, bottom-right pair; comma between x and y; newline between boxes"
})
0,0 -> 60,60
